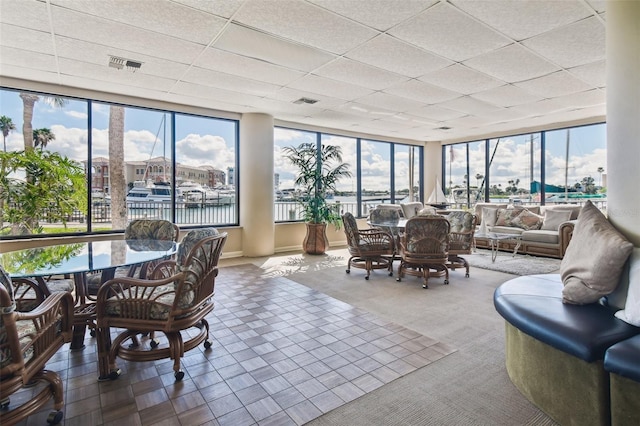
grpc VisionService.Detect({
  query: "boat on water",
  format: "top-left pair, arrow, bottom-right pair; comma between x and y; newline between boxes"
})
179,181 -> 235,207
426,179 -> 449,209
126,180 -> 182,205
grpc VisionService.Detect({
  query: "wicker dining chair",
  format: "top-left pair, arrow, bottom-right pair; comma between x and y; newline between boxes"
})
396,215 -> 451,289
0,266 -> 73,425
445,211 -> 478,278
342,212 -> 395,280
96,228 -> 226,382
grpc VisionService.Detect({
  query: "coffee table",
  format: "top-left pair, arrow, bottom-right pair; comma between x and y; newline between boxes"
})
475,232 -> 523,262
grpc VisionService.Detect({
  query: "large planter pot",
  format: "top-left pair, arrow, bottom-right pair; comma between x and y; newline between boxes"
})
303,222 -> 329,255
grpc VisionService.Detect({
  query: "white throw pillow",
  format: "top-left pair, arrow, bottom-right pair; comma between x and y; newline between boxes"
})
541,209 -> 572,231
615,247 -> 640,326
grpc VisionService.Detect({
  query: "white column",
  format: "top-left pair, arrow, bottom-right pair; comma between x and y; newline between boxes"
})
607,1 -> 640,245
424,141 -> 442,201
240,113 -> 275,256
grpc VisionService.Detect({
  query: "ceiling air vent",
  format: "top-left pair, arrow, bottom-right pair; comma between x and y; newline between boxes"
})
293,97 -> 319,105
436,126 -> 452,130
109,55 -> 143,72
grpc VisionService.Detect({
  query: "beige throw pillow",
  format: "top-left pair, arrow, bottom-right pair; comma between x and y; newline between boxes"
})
481,207 -> 499,227
495,208 -> 521,227
511,209 -> 543,230
541,209 -> 572,231
560,201 -> 634,305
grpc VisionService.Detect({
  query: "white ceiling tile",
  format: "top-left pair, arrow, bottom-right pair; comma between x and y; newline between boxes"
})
195,47 -> 305,86
355,92 -> 426,112
248,97 -> 324,116
160,0 -> 245,19
438,96 -> 501,116
314,57 -> 408,91
463,44 -> 560,83
568,60 -> 605,88
585,1 -> 607,14
451,0 -> 593,41
308,0 -> 437,31
522,17 -> 605,68
182,66 -> 281,97
549,89 -> 606,110
0,46 -> 58,72
0,63 -> 60,85
213,23 -> 336,73
50,0 -> 227,45
336,102 -> 398,119
0,0 -> 50,30
514,71 -> 594,98
507,98 -> 568,117
50,7 -> 205,64
389,2 -> 511,62
406,105 -> 467,121
419,64 -> 503,95
287,74 -> 375,101
172,81 -> 264,106
470,84 -> 544,108
233,0 -> 379,55
0,24 -> 54,55
346,34 -> 452,78
384,79 -> 460,104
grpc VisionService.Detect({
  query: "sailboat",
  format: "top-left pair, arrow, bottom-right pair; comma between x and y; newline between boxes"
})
426,178 -> 449,209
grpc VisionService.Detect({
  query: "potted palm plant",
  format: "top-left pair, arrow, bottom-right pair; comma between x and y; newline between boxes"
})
283,143 -> 352,255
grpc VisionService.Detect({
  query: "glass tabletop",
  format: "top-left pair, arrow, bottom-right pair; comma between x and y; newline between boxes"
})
1,239 -> 177,279
475,232 -> 522,241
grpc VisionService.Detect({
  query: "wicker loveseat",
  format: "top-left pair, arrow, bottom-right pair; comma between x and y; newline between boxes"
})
474,203 -> 582,258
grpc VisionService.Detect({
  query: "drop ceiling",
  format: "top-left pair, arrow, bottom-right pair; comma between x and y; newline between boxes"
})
0,0 -> 607,144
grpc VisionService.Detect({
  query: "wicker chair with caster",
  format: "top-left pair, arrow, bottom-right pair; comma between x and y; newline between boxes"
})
445,211 -> 477,278
396,215 -> 451,289
96,228 -> 226,382
342,212 -> 395,280
0,267 -> 74,426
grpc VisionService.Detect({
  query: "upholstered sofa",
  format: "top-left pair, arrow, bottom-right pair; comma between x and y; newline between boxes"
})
493,203 -> 639,426
474,203 -> 582,258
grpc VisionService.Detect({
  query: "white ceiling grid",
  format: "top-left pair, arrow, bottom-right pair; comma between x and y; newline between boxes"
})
0,0 -> 606,144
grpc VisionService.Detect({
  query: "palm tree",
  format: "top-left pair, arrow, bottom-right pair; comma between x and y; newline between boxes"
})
0,115 -> 16,152
33,128 -> 55,151
108,105 -> 127,230
19,93 -> 66,150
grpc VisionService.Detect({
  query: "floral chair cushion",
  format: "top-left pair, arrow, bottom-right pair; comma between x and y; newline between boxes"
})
342,212 -> 360,246
369,208 -> 400,224
1,267 -> 35,368
125,219 -> 177,241
404,217 -> 450,254
447,211 -> 474,233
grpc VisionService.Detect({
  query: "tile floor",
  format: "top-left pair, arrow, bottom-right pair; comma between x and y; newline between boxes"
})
12,263 -> 455,426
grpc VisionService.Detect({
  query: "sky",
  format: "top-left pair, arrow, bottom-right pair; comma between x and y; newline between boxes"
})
2,88 -> 606,193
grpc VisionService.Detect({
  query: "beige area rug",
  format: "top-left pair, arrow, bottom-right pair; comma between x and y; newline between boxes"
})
466,249 -> 561,276
246,247 -> 561,279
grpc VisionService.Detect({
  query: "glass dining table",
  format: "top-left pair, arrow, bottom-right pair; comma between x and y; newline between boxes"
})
1,238 -> 177,349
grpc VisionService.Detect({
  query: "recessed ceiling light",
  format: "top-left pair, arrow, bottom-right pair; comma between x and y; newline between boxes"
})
293,97 -> 319,105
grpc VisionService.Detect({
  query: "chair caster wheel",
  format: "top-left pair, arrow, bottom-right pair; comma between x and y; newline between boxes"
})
465,273 -> 469,278
1,397 -> 10,410
396,278 -> 401,282
175,370 -> 185,381
150,339 -> 159,348
346,269 -> 350,274
47,410 -> 63,424
444,280 -> 449,285
422,283 -> 429,289
109,369 -> 121,380
204,340 -> 212,349
365,276 -> 369,280
388,272 -> 393,276
90,329 -> 96,337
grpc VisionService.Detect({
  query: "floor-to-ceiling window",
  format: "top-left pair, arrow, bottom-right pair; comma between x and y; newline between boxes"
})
442,123 -> 605,208
1,87 -> 239,238
321,134 -> 357,217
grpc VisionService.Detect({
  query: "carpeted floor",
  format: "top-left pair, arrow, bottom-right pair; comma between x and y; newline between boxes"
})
466,249 -> 561,276
220,248 -> 560,425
